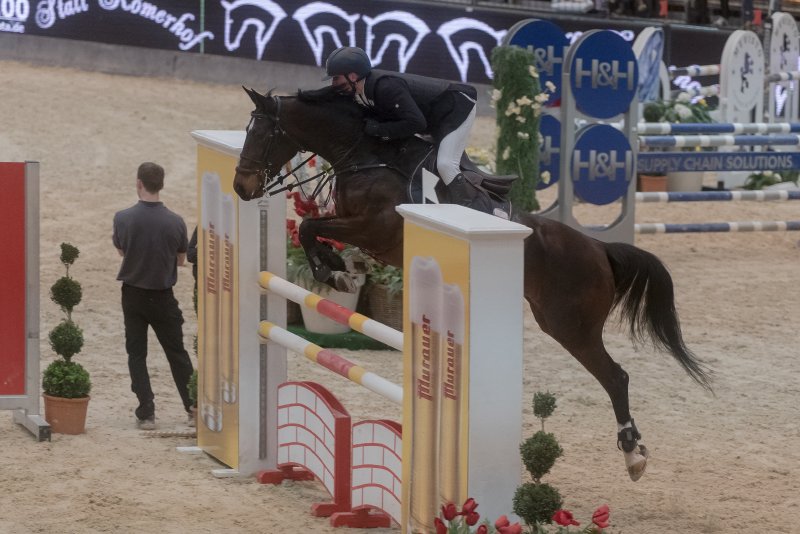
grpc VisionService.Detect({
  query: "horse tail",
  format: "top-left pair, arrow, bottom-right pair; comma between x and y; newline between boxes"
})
604,242 -> 713,392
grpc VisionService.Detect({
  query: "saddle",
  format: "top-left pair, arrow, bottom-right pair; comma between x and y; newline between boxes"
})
387,137 -> 518,218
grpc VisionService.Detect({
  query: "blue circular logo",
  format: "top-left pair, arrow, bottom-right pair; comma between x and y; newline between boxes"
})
504,18 -> 568,104
572,124 -> 633,205
569,31 -> 639,119
537,114 -> 560,190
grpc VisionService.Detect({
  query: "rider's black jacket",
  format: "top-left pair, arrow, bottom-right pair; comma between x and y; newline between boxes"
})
360,69 -> 477,141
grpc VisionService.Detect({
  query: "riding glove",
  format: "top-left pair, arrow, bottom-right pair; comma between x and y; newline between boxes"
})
363,118 -> 381,137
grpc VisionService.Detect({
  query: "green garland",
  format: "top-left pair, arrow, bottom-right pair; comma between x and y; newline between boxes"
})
491,45 -> 543,212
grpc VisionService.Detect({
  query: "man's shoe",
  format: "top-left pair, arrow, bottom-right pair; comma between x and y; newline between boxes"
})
446,174 -> 474,207
136,416 -> 156,431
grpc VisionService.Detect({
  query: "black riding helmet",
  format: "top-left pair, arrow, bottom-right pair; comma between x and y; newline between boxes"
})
323,46 -> 372,80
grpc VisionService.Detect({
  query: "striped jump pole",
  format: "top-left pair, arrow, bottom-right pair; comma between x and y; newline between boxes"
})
258,321 -> 403,405
636,190 -> 800,202
638,122 -> 800,135
670,85 -> 719,99
766,71 -> 800,83
258,271 -> 403,351
636,221 -> 800,234
639,134 -> 800,148
668,64 -> 720,77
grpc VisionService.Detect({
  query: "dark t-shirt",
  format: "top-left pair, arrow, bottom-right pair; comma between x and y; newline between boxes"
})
112,201 -> 188,290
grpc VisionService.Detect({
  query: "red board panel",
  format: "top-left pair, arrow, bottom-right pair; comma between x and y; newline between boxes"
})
0,162 -> 27,396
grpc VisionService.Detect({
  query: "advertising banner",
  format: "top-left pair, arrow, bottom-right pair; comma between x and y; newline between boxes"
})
2,0 -> 731,85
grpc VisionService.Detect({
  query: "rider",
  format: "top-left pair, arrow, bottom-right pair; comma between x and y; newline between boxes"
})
323,46 -> 478,208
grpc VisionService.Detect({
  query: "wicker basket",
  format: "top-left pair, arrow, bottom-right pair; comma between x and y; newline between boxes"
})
366,283 -> 403,331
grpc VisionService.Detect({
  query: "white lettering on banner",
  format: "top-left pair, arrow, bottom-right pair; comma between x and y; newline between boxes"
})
97,0 -> 213,50
1,0 -> 29,21
0,19 -> 24,31
221,0 -> 287,60
362,11 -> 429,74
35,0 -> 88,29
566,29 -> 634,45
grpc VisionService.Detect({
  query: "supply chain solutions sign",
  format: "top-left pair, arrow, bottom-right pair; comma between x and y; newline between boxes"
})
2,0 -> 732,85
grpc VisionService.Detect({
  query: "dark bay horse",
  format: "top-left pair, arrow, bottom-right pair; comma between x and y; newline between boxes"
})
233,87 -> 712,481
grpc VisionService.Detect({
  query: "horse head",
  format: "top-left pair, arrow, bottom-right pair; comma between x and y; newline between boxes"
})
233,88 -> 301,200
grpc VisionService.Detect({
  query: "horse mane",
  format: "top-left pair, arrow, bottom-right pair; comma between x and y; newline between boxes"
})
296,86 -> 364,121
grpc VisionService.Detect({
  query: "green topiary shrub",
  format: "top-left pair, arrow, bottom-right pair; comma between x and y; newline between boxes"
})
521,431 -> 563,481
43,242 -> 91,398
42,360 -> 91,399
513,481 -> 563,526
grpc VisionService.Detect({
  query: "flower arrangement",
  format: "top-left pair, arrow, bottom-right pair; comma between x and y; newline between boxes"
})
743,169 -> 799,190
435,497 -> 522,534
490,45 -> 546,211
642,93 -> 714,124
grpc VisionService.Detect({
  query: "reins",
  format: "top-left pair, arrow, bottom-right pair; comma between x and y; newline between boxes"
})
244,95 -> 366,199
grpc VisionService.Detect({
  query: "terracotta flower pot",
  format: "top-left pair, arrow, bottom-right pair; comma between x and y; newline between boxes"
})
637,174 -> 668,192
43,394 -> 90,435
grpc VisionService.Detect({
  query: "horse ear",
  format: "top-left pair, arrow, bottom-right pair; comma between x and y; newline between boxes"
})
243,86 -> 260,106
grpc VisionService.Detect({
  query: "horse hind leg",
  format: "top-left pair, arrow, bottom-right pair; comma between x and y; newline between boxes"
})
557,333 -> 649,481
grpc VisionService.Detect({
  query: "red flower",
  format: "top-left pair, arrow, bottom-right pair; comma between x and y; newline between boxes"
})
433,517 -> 448,534
592,504 -> 610,529
476,525 -> 488,534
461,498 -> 478,515
441,503 -> 458,521
465,512 -> 480,526
286,219 -> 296,231
552,509 -> 580,527
494,516 -> 522,534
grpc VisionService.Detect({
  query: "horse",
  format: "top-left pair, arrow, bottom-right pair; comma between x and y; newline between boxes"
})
232,87 -> 712,482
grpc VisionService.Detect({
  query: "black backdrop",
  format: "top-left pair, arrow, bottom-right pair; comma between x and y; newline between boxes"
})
3,0 -> 731,84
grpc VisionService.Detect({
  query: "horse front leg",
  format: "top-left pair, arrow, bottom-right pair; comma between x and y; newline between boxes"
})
298,216 -> 366,293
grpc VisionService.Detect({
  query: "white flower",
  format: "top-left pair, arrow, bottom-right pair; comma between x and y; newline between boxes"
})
545,81 -> 556,92
532,103 -> 542,117
528,65 -> 539,78
677,92 -> 692,103
490,88 -> 502,102
517,132 -> 530,140
763,170 -> 774,176
516,116 -> 526,124
505,103 -> 522,116
516,95 -> 533,106
534,92 -> 549,104
675,103 -> 693,120
538,132 -> 544,144
502,146 -> 511,161
540,170 -> 551,184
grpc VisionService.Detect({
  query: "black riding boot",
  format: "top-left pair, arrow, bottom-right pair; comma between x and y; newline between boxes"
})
446,174 -> 474,207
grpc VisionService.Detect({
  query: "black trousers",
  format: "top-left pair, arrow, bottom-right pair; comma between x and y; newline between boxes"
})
121,284 -> 194,418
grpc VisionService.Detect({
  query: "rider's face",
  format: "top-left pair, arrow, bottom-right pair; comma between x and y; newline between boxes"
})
331,73 -> 356,94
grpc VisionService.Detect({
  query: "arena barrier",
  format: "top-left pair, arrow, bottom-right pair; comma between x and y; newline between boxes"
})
193,131 -> 531,533
0,161 -> 50,441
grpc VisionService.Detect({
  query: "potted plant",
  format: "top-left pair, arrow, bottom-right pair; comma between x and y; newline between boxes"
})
42,242 -> 91,435
364,262 -> 403,331
642,94 -> 714,192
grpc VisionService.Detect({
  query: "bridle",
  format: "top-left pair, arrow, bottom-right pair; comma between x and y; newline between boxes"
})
235,95 -> 366,198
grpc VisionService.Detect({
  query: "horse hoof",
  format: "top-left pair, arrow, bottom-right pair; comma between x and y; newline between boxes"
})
625,444 -> 649,482
344,255 -> 370,274
333,273 -> 359,293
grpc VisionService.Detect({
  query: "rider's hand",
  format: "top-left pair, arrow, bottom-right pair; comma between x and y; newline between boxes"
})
363,118 -> 380,137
